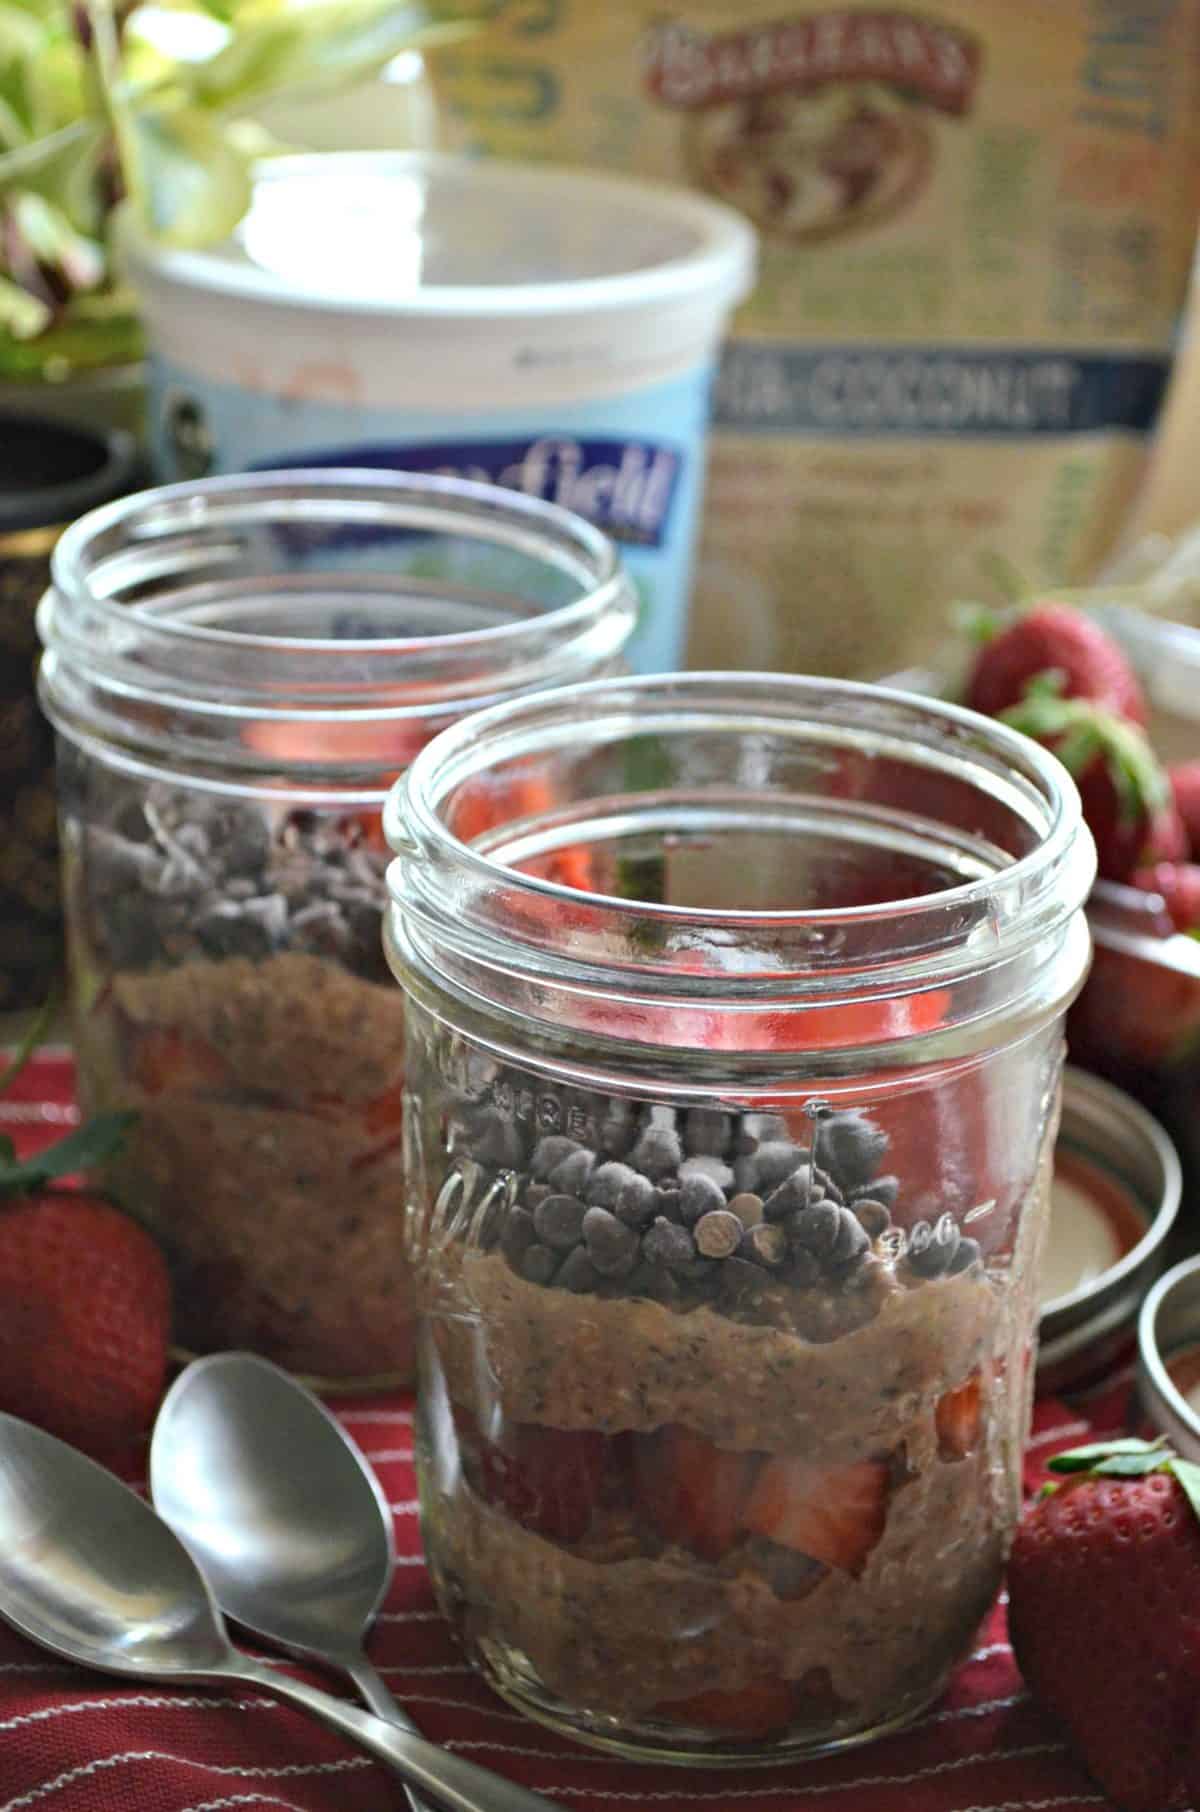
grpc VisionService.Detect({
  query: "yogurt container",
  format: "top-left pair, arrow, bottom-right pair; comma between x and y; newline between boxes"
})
120,152 -> 756,673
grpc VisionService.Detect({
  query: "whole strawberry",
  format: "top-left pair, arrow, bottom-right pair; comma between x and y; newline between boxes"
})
1169,760 -> 1200,856
1008,1438 -> 1200,1812
965,602 -> 1147,725
1131,861 -> 1200,934
0,1088 -> 169,1460
1002,679 -> 1185,882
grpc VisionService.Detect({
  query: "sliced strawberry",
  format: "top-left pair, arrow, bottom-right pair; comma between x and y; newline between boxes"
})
632,1425 -> 760,1562
743,1456 -> 889,1575
477,1422 -> 608,1544
935,1373 -> 983,1461
653,1677 -> 799,1738
126,1026 -> 229,1097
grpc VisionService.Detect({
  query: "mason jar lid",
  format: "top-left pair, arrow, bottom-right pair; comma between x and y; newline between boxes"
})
1138,1257 -> 1200,1460
1036,1069 -> 1181,1394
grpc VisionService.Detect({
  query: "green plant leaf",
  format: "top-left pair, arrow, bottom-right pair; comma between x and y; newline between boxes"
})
187,0 -> 474,112
0,266 -> 49,334
1046,1437 -> 1169,1473
124,100 -> 251,244
1092,1451 -> 1173,1477
0,1109 -> 136,1194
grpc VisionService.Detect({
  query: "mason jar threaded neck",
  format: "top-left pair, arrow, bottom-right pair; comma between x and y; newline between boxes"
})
37,468 -> 637,791
384,672 -> 1096,1071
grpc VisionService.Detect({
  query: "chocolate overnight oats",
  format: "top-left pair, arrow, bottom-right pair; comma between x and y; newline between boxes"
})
36,472 -> 637,1386
65,775 -> 410,1379
409,1053 -> 1042,1753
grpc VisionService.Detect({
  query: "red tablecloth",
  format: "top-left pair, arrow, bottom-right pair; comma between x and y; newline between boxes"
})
0,1052 -> 1133,1812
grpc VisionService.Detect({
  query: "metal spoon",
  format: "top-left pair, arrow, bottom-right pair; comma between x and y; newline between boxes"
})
0,1412 -> 560,1812
150,1353 -> 402,1721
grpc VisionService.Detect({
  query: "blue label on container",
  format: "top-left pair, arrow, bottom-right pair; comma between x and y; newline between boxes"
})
259,436 -> 684,550
147,358 -> 715,675
714,344 -> 1170,436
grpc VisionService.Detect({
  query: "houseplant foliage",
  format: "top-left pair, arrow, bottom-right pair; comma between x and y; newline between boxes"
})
0,0 -> 470,378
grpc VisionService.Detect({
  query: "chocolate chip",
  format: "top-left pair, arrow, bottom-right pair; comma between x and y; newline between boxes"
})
582,1206 -> 640,1278
678,1154 -> 734,1194
743,1222 -> 788,1268
642,1217 -> 698,1273
947,1236 -> 982,1275
653,1183 -> 684,1223
721,1256 -> 768,1307
763,1166 -> 818,1219
752,1141 -> 808,1190
522,1181 -> 551,1212
818,1111 -> 888,1192
679,1170 -> 727,1225
787,1247 -> 822,1288
587,1163 -> 656,1227
531,1135 -> 582,1181
500,1207 -> 537,1270
734,1112 -> 788,1156
812,1166 -> 845,1205
829,1210 -> 870,1269
548,1147 -> 596,1197
728,1192 -> 764,1229
630,1122 -> 683,1180
852,1198 -> 891,1239
788,1200 -> 844,1262
556,1247 -> 601,1293
853,1174 -> 898,1210
465,1109 -> 525,1170
907,1215 -> 959,1278
684,1108 -> 732,1157
533,1193 -> 588,1251
520,1243 -> 559,1285
694,1209 -> 743,1259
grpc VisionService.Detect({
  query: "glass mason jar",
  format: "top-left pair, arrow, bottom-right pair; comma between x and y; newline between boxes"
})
37,470 -> 636,1389
384,673 -> 1095,1762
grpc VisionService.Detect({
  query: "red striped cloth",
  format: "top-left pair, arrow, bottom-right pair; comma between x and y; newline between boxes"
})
0,1052 -> 1131,1812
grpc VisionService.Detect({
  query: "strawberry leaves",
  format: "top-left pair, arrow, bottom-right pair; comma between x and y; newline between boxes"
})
1001,676 -> 1169,825
0,1110 -> 136,1195
1045,1437 -> 1200,1523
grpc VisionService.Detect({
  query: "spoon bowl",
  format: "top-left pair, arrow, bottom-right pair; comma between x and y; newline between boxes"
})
150,1352 -> 393,1675
0,1410 -> 228,1678
0,1411 -> 561,1812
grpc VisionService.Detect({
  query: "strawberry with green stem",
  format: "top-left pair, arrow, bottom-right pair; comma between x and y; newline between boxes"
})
0,1018 -> 169,1461
1001,675 -> 1185,882
1008,1436 -> 1200,1812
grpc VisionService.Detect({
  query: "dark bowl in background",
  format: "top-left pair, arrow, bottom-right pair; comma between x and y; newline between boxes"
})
0,412 -> 140,1011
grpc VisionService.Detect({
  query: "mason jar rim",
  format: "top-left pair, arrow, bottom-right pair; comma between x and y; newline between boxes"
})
47,466 -> 630,673
37,469 -> 638,786
384,672 -> 1096,1049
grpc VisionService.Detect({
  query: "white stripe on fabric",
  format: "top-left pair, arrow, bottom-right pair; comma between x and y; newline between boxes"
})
387,1501 -> 420,1515
375,1610 -> 443,1624
0,1752 -> 371,1811
969,1643 -> 1013,1664
917,1692 -> 1027,1727
178,1797 -> 311,1812
363,1450 -> 414,1464
0,1696 -> 278,1732
338,1409 -> 414,1426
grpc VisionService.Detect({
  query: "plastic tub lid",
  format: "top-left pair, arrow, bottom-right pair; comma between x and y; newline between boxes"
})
121,152 -> 757,327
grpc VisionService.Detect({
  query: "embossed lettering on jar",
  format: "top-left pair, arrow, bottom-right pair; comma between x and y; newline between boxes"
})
385,673 -> 1095,1761
36,471 -> 636,1388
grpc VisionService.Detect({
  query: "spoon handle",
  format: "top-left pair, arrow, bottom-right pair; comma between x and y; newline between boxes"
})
344,1656 -> 438,1812
231,1657 -> 565,1812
